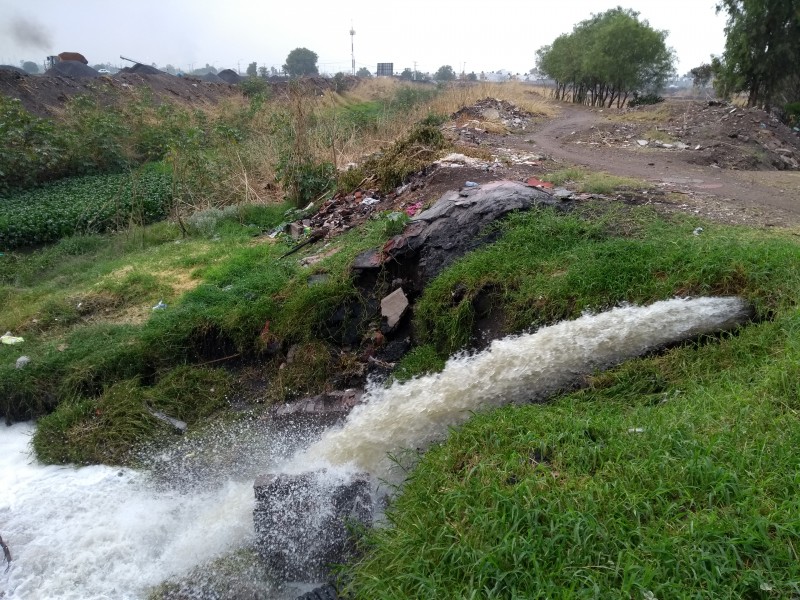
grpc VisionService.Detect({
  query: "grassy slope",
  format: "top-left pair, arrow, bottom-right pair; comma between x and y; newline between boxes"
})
0,201 -> 399,464
345,207 -> 800,599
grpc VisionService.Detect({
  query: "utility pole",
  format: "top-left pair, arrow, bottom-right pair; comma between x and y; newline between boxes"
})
413,60 -> 417,81
350,24 -> 356,76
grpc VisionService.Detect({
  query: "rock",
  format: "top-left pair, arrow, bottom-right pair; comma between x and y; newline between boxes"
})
481,107 -> 501,120
637,139 -> 649,146
272,390 -> 362,426
553,188 -> 573,200
148,409 -> 187,432
253,471 -> 372,581
381,287 -> 409,330
353,181 -> 560,287
675,142 -> 689,150
289,222 -> 305,240
15,356 -> 30,369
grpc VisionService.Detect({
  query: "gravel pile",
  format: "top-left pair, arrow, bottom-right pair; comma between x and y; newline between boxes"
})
45,61 -> 99,79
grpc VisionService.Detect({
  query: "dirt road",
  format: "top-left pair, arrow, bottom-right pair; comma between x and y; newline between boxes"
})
527,105 -> 800,227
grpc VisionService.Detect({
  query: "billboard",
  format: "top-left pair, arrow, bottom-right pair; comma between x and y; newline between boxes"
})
376,63 -> 394,77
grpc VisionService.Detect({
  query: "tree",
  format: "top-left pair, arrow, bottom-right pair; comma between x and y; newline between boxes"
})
21,61 -> 39,73
536,8 -> 674,107
356,67 -> 372,77
434,65 -> 456,81
258,65 -> 268,78
399,68 -> 414,81
283,48 -> 319,77
689,63 -> 714,88
246,61 -> 257,77
714,0 -> 800,110
467,72 -> 478,81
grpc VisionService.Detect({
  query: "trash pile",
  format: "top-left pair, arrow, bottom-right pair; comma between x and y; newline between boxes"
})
449,98 -> 536,143
586,100 -> 800,171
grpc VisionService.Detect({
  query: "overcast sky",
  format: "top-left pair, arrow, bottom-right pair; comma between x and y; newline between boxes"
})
1,0 -> 727,76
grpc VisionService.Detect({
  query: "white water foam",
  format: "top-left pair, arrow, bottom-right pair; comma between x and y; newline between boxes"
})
302,297 -> 750,476
0,422 -> 293,600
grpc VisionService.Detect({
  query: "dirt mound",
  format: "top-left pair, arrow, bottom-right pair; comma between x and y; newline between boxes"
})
202,72 -> 225,83
588,100 -> 800,171
45,61 -> 100,79
217,69 -> 241,84
0,65 -> 27,76
0,71 -> 242,117
117,63 -> 163,75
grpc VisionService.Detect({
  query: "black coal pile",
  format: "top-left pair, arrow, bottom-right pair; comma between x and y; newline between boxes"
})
117,63 -> 163,75
45,61 -> 99,79
217,69 -> 241,84
0,65 -> 28,76
202,72 -> 225,83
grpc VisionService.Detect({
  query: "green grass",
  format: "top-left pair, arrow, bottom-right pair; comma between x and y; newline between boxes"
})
345,312 -> 800,598
411,206 -> 799,356
543,168 -> 649,194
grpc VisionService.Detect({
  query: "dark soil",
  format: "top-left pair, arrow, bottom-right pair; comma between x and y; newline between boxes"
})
525,102 -> 800,227
0,70 -> 242,117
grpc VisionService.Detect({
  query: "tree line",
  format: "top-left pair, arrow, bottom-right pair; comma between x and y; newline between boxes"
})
536,7 -> 674,108
711,0 -> 799,113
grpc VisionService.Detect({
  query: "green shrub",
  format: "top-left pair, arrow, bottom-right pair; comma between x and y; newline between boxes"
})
0,97 -> 68,194
276,158 -> 335,207
629,92 -> 665,107
784,102 -> 800,126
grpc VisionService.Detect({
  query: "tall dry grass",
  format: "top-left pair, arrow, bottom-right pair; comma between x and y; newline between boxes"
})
212,79 -> 561,204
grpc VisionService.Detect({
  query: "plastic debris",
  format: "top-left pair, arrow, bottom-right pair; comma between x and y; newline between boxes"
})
405,201 -> 424,216
1,332 -> 24,345
464,181 -> 479,188
693,227 -> 704,236
525,177 -> 554,189
360,197 -> 379,206
16,356 -> 30,369
152,300 -> 167,311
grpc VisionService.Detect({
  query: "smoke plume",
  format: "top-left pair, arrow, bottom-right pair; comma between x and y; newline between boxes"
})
7,16 -> 53,51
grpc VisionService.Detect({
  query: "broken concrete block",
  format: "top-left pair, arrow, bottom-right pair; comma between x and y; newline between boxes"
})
381,287 -> 409,330
289,222 -> 305,240
253,471 -> 372,582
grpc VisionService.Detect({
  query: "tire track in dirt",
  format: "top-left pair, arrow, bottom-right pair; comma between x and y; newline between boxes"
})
526,105 -> 800,226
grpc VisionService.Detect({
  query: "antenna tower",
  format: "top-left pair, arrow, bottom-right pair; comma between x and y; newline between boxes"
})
350,24 -> 356,76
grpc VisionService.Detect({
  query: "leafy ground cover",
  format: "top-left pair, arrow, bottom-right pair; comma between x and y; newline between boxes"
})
343,205 -> 800,599
0,165 -> 171,248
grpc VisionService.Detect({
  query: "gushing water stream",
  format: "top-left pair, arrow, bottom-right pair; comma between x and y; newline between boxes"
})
301,296 -> 750,476
1,297 -> 750,598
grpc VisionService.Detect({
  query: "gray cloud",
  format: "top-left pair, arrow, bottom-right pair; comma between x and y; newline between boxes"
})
7,16 -> 53,51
